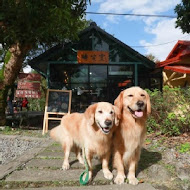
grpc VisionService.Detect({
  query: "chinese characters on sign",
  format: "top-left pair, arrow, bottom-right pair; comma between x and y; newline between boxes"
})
16,73 -> 41,99
77,51 -> 109,64
16,90 -> 41,98
17,81 -> 40,90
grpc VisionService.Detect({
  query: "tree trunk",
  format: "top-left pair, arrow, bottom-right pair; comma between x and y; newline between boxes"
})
0,83 -> 8,125
0,43 -> 30,126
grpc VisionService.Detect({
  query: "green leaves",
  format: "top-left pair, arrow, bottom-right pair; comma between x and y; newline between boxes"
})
175,0 -> 190,33
178,142 -> 190,153
4,50 -> 11,64
147,86 -> 190,136
0,0 -> 90,48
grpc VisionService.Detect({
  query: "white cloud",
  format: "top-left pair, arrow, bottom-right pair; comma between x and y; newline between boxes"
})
99,0 -> 149,13
140,19 -> 190,61
98,0 -> 181,24
105,15 -> 120,24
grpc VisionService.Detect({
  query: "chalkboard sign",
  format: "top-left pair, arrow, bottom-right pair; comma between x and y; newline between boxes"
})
42,89 -> 72,135
47,90 -> 71,113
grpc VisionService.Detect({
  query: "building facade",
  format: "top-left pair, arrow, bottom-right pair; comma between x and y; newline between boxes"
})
30,22 -> 161,112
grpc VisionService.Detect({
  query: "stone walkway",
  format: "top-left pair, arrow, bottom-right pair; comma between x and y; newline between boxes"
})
0,138 -> 156,190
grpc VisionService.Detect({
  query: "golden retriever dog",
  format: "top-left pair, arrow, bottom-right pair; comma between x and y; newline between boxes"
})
113,86 -> 151,185
50,102 -> 120,181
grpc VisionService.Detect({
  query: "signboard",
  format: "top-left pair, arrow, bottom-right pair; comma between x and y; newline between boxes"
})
17,81 -> 40,90
42,89 -> 72,135
15,90 -> 41,98
77,51 -> 109,64
16,73 -> 41,99
18,73 -> 41,81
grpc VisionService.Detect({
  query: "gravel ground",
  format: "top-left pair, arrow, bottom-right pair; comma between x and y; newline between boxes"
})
0,135 -> 43,165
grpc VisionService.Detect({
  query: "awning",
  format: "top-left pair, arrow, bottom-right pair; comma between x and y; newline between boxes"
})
164,66 -> 190,74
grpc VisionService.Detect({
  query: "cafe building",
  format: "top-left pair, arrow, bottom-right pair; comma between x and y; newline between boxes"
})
29,22 -> 162,112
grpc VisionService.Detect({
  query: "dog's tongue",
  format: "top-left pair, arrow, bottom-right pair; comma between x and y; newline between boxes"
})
135,111 -> 143,118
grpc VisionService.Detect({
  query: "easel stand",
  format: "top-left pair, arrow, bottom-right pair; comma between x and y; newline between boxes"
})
42,89 -> 72,135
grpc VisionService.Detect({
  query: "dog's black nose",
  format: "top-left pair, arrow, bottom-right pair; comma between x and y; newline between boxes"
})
105,120 -> 112,126
137,101 -> 144,107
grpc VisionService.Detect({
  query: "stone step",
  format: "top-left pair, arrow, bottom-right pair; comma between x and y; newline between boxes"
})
24,183 -> 156,190
5,168 -> 110,182
26,158 -> 101,169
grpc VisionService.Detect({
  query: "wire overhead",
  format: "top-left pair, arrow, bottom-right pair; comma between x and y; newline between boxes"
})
131,35 -> 190,48
85,11 -> 177,18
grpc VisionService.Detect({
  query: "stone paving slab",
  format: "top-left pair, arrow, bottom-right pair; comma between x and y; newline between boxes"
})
5,167 -> 145,185
26,158 -> 101,169
5,168 -> 156,190
26,158 -> 66,169
37,148 -> 86,159
5,168 -> 109,182
45,144 -> 63,151
26,183 -> 156,190
36,150 -> 65,158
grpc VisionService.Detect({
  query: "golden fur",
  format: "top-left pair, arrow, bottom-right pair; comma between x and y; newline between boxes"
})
50,102 -> 120,181
113,86 -> 151,185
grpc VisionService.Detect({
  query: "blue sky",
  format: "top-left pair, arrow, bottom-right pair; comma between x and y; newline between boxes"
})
85,0 -> 190,61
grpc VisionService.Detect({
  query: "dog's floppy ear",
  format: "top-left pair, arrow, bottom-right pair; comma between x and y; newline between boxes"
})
113,105 -> 121,126
84,103 -> 97,125
114,91 -> 124,113
144,90 -> 151,115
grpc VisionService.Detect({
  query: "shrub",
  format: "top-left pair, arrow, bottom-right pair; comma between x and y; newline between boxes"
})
146,86 -> 190,136
28,97 -> 45,111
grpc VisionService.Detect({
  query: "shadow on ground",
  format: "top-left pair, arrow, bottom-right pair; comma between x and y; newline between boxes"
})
138,148 -> 162,173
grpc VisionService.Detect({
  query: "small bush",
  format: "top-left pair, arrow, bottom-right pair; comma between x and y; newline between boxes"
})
146,86 -> 190,136
28,98 -> 45,111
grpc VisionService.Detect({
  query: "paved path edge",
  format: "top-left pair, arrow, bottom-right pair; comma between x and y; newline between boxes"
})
0,136 -> 53,180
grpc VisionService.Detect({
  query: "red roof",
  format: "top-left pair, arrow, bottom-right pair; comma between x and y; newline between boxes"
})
164,66 -> 190,74
166,40 -> 190,60
157,40 -> 190,74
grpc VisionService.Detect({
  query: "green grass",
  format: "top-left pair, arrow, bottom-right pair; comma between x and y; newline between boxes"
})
177,142 -> 190,153
0,127 -> 46,138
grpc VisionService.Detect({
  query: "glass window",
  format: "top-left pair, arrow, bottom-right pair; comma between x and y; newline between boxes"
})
70,65 -> 88,83
89,65 -> 107,83
49,64 -> 88,86
108,65 -> 133,76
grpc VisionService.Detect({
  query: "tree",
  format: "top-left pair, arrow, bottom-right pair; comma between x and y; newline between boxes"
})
175,0 -> 190,33
0,0 -> 90,125
145,53 -> 160,63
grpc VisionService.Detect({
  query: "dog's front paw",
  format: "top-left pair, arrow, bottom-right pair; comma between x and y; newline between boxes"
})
128,177 -> 139,185
114,174 -> 126,184
103,170 -> 113,180
62,162 -> 70,170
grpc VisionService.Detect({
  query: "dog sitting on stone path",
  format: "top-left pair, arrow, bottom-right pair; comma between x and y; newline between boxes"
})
50,102 -> 120,181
